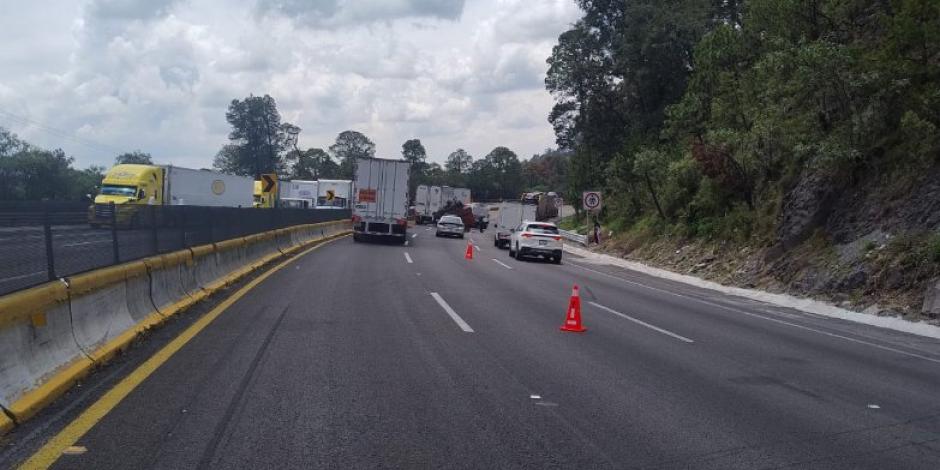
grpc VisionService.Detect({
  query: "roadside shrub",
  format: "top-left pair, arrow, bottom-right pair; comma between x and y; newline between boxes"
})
928,233 -> 940,264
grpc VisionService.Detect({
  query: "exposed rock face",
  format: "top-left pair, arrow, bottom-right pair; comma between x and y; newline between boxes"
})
775,169 -> 839,251
826,163 -> 940,242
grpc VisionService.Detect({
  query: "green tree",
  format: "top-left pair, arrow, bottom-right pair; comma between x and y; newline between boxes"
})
329,130 -> 375,178
0,126 -> 107,201
445,148 -> 472,175
288,148 -> 337,180
482,146 -> 523,200
114,151 -> 153,165
401,138 -> 428,199
213,95 -> 295,177
522,149 -> 570,192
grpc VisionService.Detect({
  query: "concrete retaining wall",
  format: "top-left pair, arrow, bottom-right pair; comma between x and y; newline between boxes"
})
0,219 -> 350,432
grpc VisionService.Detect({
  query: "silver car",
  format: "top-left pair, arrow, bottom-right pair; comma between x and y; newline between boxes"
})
436,215 -> 465,238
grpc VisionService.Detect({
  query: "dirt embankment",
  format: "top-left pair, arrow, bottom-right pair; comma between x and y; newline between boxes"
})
596,163 -> 940,323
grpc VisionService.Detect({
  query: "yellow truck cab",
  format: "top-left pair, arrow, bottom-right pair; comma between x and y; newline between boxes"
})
94,164 -> 164,206
89,164 -> 164,226
254,180 -> 275,208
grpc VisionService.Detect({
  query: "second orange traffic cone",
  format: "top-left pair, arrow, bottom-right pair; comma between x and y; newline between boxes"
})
465,240 -> 474,260
560,285 -> 586,333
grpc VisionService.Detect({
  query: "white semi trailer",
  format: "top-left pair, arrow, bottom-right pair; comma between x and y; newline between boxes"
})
352,157 -> 411,243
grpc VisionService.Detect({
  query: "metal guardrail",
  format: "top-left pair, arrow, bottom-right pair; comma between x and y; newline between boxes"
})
559,228 -> 588,246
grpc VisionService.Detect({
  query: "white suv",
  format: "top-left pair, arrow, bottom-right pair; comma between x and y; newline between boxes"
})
509,221 -> 563,264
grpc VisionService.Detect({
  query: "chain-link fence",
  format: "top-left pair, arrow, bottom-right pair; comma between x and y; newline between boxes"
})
0,201 -> 350,296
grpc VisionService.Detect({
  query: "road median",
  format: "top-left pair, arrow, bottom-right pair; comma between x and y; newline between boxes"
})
0,219 -> 350,434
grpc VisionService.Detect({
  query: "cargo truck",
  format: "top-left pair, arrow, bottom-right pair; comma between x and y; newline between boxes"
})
315,179 -> 352,209
441,186 -> 454,208
90,164 -> 254,226
414,185 -> 432,224
492,201 -> 537,248
253,181 -> 275,208
352,157 -> 410,243
428,186 -> 443,221
279,180 -> 318,203
453,188 -> 471,205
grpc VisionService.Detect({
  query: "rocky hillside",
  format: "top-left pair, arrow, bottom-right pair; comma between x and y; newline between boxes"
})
593,162 -> 940,322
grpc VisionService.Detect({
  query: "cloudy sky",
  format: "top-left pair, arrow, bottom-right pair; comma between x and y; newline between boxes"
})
0,0 -> 580,169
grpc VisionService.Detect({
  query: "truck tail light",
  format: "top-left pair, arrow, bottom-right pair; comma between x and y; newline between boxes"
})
351,215 -> 361,223
395,218 -> 407,225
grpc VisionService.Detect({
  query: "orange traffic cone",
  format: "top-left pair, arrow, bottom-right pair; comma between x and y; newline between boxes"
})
560,285 -> 586,333
465,240 -> 474,260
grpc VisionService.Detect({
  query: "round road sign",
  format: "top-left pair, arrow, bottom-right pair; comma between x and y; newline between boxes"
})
583,191 -> 601,211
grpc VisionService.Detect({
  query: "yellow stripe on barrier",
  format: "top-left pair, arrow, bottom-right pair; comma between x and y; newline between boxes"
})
0,282 -> 68,330
190,244 -> 213,258
67,264 -> 127,296
1,412 -> 12,434
7,357 -> 95,426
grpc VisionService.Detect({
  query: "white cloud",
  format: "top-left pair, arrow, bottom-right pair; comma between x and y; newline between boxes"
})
0,0 -> 581,168
256,0 -> 466,28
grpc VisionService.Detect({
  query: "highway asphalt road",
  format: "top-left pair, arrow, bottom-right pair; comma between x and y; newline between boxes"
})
6,227 -> 940,469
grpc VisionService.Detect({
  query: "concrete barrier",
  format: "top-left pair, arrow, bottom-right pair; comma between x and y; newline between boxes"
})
67,265 -> 138,363
244,232 -> 280,267
125,262 -> 160,324
215,238 -> 246,281
146,252 -> 194,317
275,227 -> 296,253
0,281 -> 91,424
0,220 -> 351,434
179,250 -> 205,303
190,244 -> 222,291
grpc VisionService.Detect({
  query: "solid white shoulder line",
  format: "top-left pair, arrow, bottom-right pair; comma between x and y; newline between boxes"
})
564,245 -> 940,340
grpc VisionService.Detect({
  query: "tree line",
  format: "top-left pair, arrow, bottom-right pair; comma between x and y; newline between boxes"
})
213,94 -> 569,202
0,125 -> 163,202
549,0 -> 940,240
0,94 -> 567,203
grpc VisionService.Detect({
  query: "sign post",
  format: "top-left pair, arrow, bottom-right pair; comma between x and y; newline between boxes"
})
582,191 -> 602,243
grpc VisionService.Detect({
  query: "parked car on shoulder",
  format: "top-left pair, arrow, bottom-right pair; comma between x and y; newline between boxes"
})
509,221 -> 563,264
436,215 -> 465,238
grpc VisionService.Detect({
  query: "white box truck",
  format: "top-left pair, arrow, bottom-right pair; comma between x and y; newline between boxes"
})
441,186 -> 454,206
415,185 -> 431,224
161,166 -> 255,207
453,188 -> 471,205
278,180 -> 319,203
316,179 -> 352,209
353,157 -> 411,243
428,186 -> 443,221
492,201 -> 536,248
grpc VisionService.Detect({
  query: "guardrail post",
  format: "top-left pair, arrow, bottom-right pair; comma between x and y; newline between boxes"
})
150,204 -> 159,254
110,202 -> 120,263
42,201 -> 56,281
